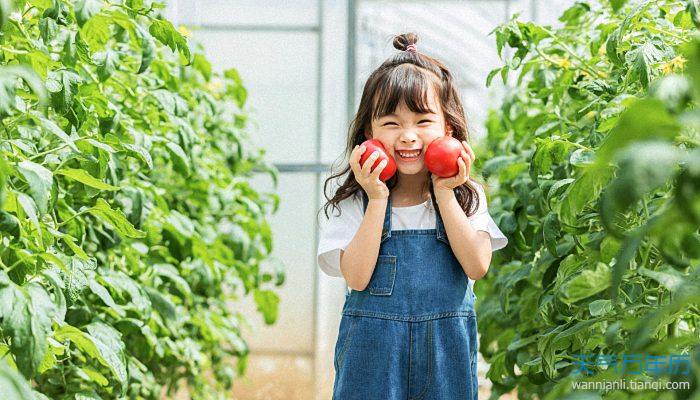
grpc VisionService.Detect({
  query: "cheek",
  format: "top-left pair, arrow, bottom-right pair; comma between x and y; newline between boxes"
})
421,131 -> 445,147
370,132 -> 395,150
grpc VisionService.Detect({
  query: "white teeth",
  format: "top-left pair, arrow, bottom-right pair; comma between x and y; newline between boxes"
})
397,150 -> 420,158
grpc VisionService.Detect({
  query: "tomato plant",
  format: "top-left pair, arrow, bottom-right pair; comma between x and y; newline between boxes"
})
476,0 -> 699,398
0,0 -> 282,399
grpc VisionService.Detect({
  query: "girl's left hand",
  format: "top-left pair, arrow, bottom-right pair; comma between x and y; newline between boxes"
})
432,140 -> 475,193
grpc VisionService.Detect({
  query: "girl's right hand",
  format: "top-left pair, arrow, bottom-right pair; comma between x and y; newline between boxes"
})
350,144 -> 390,200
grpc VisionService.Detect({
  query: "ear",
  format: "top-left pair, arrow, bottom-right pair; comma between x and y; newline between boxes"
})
363,131 -> 372,140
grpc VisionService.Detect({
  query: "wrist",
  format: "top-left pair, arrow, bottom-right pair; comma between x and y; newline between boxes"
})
367,197 -> 388,206
434,187 -> 455,203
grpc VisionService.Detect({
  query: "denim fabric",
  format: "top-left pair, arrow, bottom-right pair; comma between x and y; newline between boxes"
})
332,193 -> 479,400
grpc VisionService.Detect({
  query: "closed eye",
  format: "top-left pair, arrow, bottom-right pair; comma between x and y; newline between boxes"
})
419,120 -> 434,124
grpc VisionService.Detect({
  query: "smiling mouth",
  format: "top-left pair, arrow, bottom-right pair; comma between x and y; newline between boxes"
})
396,149 -> 422,159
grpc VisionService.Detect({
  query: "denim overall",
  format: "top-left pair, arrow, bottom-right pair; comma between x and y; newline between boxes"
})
332,193 -> 479,400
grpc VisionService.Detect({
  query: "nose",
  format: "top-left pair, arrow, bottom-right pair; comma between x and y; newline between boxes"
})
399,130 -> 418,144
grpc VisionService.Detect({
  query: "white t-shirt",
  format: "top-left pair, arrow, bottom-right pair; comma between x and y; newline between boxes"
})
317,183 -> 509,288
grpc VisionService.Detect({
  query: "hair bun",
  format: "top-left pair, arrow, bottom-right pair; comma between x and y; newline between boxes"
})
392,33 -> 419,52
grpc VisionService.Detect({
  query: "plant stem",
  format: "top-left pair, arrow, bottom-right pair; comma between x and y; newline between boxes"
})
540,27 -> 608,79
645,25 -> 690,43
57,209 -> 89,227
0,46 -> 29,55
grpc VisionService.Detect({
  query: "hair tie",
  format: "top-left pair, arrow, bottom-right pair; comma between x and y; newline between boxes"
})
405,44 -> 417,53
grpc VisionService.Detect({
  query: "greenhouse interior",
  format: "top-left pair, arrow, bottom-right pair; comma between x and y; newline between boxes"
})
0,0 -> 698,399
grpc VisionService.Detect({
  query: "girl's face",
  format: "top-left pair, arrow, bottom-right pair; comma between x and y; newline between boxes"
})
368,87 -> 450,177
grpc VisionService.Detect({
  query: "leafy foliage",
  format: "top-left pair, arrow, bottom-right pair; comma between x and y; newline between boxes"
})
0,0 -> 282,398
477,0 -> 699,398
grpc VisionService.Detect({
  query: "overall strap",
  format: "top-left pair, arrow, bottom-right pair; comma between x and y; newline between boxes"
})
433,195 -> 450,244
360,191 -> 392,242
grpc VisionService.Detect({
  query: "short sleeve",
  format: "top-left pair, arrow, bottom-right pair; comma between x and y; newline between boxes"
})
317,193 -> 364,277
468,183 -> 508,252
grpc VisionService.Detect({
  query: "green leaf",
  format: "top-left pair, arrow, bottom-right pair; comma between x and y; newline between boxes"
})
54,325 -> 99,358
0,281 -> 56,378
0,210 -> 20,241
486,67 -> 501,87
149,19 -> 191,62
605,2 -> 648,67
558,2 -> 590,26
100,271 -> 150,312
80,367 -> 108,386
88,279 -> 125,317
0,66 -> 48,116
253,289 -> 279,325
625,41 -> 665,88
560,262 -> 611,303
589,299 -> 612,316
54,324 -> 126,389
165,141 -> 191,176
542,212 -> 560,256
17,160 -> 53,215
600,142 -> 680,234
45,69 -> 82,113
80,12 -> 111,52
74,392 -> 101,400
224,68 -> 248,108
144,286 -> 178,328
47,227 -> 89,260
0,153 -> 8,208
16,193 -> 42,248
56,169 -> 119,191
39,16 -> 58,43
610,225 -> 647,300
41,269 -> 67,323
0,0 -> 12,32
193,53 -> 212,81
135,24 -> 155,74
85,322 -> 127,390
597,99 -> 680,165
610,0 -> 628,12
32,113 -> 79,152
88,198 -> 146,238
560,164 -> 613,223
93,50 -> 119,82
0,359 -> 35,400
637,267 -> 684,291
568,148 -> 594,166
62,257 -> 96,302
73,0 -> 102,27
529,138 -> 576,178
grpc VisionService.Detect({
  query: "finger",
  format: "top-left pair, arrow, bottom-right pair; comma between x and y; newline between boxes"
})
361,151 -> 380,176
351,144 -> 366,161
460,150 -> 469,164
370,159 -> 387,181
349,146 -> 362,175
458,157 -> 467,180
463,158 -> 472,181
462,141 -> 476,163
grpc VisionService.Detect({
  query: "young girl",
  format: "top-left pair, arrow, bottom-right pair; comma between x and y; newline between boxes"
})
317,33 -> 508,400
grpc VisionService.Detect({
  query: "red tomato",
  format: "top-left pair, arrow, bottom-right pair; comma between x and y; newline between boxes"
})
359,139 -> 397,181
425,136 -> 462,178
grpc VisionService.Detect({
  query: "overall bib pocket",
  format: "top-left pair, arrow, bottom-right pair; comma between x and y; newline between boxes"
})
368,255 -> 397,296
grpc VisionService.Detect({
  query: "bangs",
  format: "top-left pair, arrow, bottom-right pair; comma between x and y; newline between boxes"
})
371,65 -> 441,120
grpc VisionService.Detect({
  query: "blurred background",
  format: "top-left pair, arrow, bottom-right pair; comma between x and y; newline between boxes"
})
161,1 -> 571,399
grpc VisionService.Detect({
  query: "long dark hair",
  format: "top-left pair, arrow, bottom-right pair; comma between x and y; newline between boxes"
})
321,32 -> 483,219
